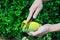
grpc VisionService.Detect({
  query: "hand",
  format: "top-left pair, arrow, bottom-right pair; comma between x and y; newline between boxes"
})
28,24 -> 52,36
27,0 -> 43,22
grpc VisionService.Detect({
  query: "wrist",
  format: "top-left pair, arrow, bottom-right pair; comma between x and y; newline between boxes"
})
43,24 -> 53,32
43,0 -> 50,1
49,23 -> 60,32
48,24 -> 54,32
40,24 -> 53,32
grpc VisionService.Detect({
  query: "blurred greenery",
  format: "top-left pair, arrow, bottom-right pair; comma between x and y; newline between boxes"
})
0,0 -> 60,40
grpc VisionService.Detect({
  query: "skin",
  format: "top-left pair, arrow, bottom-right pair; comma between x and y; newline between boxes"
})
27,0 -> 43,22
28,23 -> 60,36
27,0 -> 50,22
27,0 -> 60,37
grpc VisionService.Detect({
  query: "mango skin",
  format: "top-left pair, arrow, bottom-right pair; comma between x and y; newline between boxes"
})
28,22 -> 40,32
21,20 -> 41,33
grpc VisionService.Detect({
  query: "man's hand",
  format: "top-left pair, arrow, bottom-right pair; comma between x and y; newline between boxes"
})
27,0 -> 43,22
28,24 -> 52,36
28,23 -> 60,37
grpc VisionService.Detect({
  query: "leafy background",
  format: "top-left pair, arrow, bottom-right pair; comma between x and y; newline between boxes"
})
0,0 -> 60,40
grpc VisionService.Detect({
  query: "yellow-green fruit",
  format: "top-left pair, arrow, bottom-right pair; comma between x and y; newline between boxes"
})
28,22 -> 40,32
21,20 -> 41,33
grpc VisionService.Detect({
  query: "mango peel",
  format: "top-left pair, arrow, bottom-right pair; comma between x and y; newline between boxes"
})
21,20 -> 41,33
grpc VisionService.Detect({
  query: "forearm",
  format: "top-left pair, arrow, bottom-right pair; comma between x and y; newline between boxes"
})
49,23 -> 60,32
43,0 -> 50,1
35,0 -> 50,1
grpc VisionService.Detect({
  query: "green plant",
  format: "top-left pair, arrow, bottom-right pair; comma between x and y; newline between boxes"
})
0,0 -> 29,38
0,0 -> 60,40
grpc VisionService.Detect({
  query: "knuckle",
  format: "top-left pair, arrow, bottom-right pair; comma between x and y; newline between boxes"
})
29,9 -> 34,12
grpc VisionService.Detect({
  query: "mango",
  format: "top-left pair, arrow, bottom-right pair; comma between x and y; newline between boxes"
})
21,20 -> 41,33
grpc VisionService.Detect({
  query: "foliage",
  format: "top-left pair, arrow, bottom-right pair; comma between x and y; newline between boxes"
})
0,0 -> 60,40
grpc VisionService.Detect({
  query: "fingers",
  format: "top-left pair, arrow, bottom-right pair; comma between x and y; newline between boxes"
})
33,6 -> 43,18
27,0 -> 43,21
28,26 -> 49,36
28,32 -> 38,36
28,26 -> 44,36
29,0 -> 37,10
27,11 -> 33,22
27,4 -> 37,22
27,6 -> 43,21
27,0 -> 38,22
